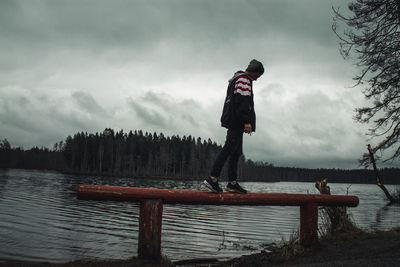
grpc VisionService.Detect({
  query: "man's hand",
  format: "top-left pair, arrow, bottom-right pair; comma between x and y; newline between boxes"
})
244,124 -> 252,134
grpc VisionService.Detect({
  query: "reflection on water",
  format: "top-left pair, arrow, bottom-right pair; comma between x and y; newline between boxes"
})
0,169 -> 399,262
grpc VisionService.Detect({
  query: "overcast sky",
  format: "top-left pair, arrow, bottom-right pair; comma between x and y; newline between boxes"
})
0,0 -> 381,169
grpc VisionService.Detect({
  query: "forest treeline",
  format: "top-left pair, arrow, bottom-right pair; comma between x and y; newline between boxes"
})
1,128 -> 400,184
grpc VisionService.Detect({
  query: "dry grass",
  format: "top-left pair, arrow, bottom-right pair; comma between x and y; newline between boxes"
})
318,206 -> 362,240
277,231 -> 305,261
266,205 -> 362,262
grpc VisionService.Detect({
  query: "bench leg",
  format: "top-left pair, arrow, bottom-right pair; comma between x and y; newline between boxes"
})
138,199 -> 163,260
300,203 -> 318,246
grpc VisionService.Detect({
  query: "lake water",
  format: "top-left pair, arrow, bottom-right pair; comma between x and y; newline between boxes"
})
0,169 -> 399,263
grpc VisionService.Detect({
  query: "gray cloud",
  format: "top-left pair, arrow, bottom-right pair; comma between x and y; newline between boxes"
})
128,98 -> 168,128
244,84 -> 369,168
72,91 -> 107,116
0,0 -> 379,169
0,87 -> 108,147
127,91 -> 214,136
0,0 -> 348,73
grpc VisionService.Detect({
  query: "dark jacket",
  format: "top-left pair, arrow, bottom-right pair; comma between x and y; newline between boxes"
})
220,71 -> 256,132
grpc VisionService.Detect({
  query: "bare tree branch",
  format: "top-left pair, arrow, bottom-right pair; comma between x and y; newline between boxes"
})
333,0 -> 400,167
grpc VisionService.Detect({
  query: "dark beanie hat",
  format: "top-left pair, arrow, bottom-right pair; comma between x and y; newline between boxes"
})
246,59 -> 264,74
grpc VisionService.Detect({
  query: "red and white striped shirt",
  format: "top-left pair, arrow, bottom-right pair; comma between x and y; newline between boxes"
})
233,75 -> 252,96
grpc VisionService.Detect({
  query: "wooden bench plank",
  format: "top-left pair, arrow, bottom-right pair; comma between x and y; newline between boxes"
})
77,184 -> 359,207
77,184 -> 359,260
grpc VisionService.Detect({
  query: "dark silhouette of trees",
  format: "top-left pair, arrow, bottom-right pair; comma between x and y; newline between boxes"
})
0,144 -> 64,171
60,128 -> 222,179
1,129 -> 400,184
333,0 -> 400,164
0,139 -> 11,167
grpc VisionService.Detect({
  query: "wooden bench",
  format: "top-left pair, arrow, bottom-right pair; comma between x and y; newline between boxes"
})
77,184 -> 359,260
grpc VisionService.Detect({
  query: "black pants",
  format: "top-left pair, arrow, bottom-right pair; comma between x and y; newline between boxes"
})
211,129 -> 243,181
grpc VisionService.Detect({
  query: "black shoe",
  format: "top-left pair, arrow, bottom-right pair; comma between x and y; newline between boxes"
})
226,182 -> 247,194
203,177 -> 223,193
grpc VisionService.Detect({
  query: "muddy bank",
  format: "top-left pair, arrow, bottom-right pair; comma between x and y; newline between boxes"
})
1,227 -> 399,267
0,257 -> 174,267
225,227 -> 400,267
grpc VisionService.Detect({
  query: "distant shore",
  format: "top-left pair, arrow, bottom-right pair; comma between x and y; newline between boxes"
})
3,167 -> 400,186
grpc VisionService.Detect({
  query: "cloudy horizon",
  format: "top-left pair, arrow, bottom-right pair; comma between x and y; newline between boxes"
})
0,0 -> 388,170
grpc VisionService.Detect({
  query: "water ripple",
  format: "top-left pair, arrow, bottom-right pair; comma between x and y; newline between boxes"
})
0,169 -> 399,262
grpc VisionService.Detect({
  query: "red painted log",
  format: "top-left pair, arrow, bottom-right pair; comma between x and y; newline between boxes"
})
300,203 -> 318,246
77,184 -> 360,255
77,184 -> 359,207
138,199 -> 163,260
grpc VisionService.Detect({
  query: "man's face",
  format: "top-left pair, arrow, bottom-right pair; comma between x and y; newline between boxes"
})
250,72 -> 263,81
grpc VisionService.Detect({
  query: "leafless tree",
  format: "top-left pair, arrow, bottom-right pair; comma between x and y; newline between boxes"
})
333,0 -> 400,165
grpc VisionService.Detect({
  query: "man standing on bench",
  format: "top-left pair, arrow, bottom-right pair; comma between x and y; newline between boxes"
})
204,59 -> 264,194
